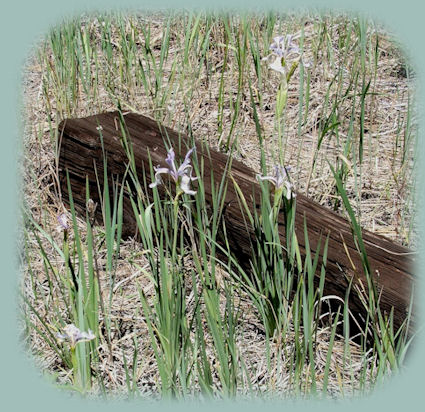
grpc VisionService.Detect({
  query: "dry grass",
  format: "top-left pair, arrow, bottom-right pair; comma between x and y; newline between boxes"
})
19,11 -> 416,399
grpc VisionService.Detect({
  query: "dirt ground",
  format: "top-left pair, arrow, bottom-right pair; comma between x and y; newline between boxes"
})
19,13 -> 417,398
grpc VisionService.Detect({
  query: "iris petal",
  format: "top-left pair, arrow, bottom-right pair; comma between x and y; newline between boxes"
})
269,57 -> 286,74
180,174 -> 197,196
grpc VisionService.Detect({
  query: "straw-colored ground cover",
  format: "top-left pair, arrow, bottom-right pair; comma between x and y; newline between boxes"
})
19,11 -> 417,399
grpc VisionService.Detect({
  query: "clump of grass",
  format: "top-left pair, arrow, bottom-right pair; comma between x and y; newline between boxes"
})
20,10 -> 417,400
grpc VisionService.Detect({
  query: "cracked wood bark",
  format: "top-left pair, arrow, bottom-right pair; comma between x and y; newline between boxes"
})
58,111 -> 416,335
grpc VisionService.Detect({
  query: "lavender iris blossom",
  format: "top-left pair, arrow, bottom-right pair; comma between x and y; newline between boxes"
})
56,324 -> 95,348
269,35 -> 300,59
149,147 -> 198,195
56,213 -> 69,232
257,165 -> 296,200
263,34 -> 302,74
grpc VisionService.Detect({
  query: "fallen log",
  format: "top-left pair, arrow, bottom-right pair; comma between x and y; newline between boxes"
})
58,111 -> 416,335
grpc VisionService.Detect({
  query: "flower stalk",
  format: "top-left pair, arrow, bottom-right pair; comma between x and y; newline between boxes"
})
57,213 -> 79,294
263,35 -> 306,160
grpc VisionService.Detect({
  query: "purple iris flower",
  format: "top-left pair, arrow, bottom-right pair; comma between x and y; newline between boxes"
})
56,324 -> 95,349
56,213 -> 69,232
149,147 -> 198,195
269,35 -> 300,59
263,34 -> 302,74
257,165 -> 296,200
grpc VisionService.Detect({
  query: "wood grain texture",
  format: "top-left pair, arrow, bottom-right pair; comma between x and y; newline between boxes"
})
58,111 -> 416,335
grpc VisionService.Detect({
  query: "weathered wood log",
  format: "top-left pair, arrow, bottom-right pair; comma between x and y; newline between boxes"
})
58,111 -> 416,335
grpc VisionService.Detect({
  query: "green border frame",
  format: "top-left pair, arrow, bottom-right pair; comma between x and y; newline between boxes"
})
3,1 -> 423,410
